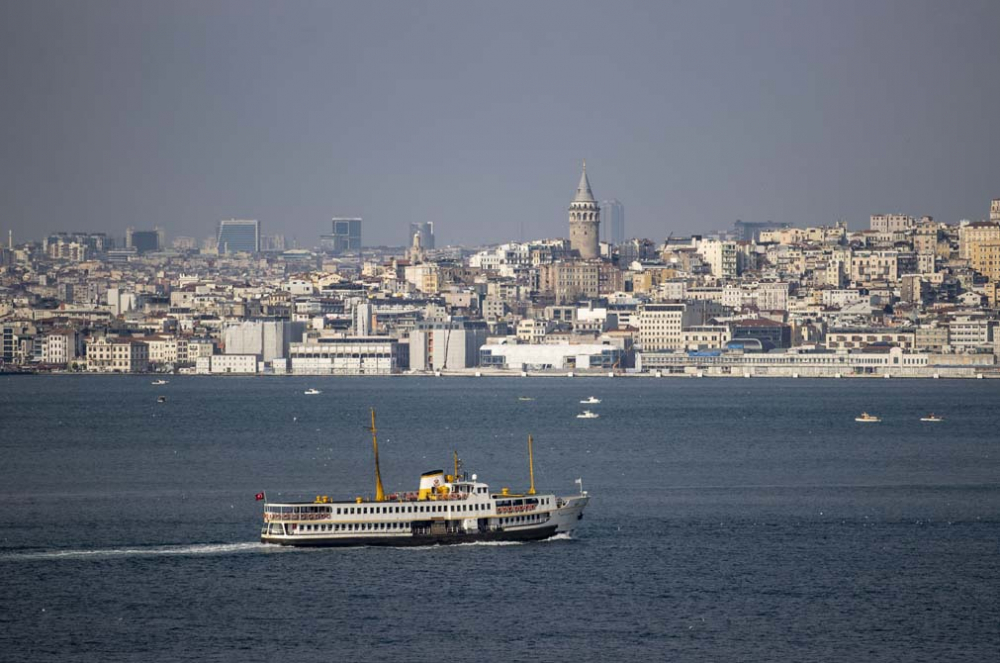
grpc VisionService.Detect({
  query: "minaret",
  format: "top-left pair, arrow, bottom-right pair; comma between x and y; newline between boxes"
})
569,161 -> 600,259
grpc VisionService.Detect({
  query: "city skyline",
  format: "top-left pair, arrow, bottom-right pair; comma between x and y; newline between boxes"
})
2,1 -> 999,246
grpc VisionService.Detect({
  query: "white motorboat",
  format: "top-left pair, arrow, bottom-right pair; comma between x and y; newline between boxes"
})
855,412 -> 881,423
576,410 -> 600,419
151,379 -> 169,385
920,414 -> 943,422
580,396 -> 601,404
304,388 -> 322,395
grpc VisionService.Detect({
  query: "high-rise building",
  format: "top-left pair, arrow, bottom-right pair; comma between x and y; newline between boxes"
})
260,235 -> 286,252
568,163 -> 600,259
126,228 -> 164,253
321,218 -> 362,253
408,222 -> 435,249
601,199 -> 625,245
733,220 -> 791,242
217,219 -> 260,254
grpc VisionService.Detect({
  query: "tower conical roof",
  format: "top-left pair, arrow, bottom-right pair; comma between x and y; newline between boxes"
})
573,162 -> 595,203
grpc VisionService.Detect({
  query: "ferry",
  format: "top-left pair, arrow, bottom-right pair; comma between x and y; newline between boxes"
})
855,412 -> 881,423
920,414 -> 943,422
580,396 -> 601,404
259,411 -> 589,547
304,388 -> 322,395
576,410 -> 600,419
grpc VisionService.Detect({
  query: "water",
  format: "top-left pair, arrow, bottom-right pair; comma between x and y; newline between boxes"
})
1,375 -> 998,661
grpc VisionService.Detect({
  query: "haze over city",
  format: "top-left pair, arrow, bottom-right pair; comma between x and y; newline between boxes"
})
2,0 -> 999,247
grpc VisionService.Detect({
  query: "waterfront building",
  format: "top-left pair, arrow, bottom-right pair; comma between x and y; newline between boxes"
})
288,336 -> 398,375
217,219 -> 260,254
568,163 -> 600,260
85,337 -> 149,373
409,319 -> 488,371
42,329 -> 81,365
223,320 -> 304,362
195,354 -> 259,374
479,340 -> 621,370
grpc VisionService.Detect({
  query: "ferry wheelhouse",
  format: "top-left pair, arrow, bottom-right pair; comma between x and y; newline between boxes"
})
260,411 -> 589,547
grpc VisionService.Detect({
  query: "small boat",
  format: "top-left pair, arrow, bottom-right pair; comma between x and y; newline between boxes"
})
855,412 -> 880,423
157,396 -> 167,403
151,379 -> 168,385
518,397 -> 535,402
576,410 -> 600,419
304,388 -> 322,395
580,396 -> 601,404
920,414 -> 943,422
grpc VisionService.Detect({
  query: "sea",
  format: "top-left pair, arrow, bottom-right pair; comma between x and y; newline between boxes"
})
0,375 -> 998,662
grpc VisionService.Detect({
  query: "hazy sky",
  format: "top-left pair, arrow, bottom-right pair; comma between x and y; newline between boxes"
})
2,0 -> 998,247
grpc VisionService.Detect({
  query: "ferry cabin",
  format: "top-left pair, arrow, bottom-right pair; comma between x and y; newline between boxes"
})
261,479 -> 565,545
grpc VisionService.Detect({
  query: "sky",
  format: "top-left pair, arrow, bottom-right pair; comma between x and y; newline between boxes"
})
1,0 -> 999,248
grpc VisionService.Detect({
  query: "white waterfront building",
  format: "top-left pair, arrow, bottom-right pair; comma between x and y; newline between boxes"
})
196,354 -> 260,374
479,340 -> 621,371
287,336 -> 398,375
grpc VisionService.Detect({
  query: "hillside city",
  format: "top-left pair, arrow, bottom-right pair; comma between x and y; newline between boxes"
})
3,166 -> 1000,379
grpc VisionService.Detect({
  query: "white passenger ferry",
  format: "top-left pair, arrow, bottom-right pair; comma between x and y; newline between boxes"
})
260,411 -> 589,547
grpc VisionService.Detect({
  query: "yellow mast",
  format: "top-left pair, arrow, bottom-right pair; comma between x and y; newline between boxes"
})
370,408 -> 385,502
527,434 -> 536,495
453,451 -> 460,480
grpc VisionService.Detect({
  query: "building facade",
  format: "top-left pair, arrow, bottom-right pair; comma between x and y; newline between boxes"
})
217,219 -> 260,254
321,218 -> 363,253
601,199 -> 624,245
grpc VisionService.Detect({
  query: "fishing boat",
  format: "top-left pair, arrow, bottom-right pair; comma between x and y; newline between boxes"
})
259,410 -> 589,547
920,414 -> 943,422
304,388 -> 321,395
580,396 -> 601,404
576,410 -> 600,419
855,412 -> 881,423
151,379 -> 168,385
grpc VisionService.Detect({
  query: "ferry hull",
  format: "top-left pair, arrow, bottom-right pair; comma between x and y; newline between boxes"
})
261,524 -> 559,548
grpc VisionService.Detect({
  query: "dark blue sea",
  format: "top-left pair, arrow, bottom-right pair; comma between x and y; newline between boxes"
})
1,375 -> 998,662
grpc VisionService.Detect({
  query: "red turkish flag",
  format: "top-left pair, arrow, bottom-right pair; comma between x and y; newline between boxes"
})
255,492 -> 265,501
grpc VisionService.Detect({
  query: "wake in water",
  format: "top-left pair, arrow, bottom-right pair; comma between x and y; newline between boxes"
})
1,541 -> 283,561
